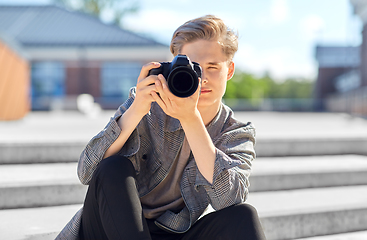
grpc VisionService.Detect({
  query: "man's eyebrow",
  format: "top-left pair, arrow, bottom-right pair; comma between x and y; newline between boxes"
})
207,62 -> 220,65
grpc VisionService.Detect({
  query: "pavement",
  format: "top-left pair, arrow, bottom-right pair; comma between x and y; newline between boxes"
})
1,110 -> 367,143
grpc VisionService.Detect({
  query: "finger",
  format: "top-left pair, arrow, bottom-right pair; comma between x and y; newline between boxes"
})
150,90 -> 167,111
137,62 -> 161,83
142,84 -> 158,96
135,76 -> 159,102
194,78 -> 202,97
155,75 -> 173,105
136,75 -> 157,90
157,74 -> 175,99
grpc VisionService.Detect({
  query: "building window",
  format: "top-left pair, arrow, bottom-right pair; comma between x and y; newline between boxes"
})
31,62 -> 65,110
101,62 -> 142,102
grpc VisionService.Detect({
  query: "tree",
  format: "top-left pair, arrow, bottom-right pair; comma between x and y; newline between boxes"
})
225,71 -> 271,99
224,71 -> 314,99
53,0 -> 139,27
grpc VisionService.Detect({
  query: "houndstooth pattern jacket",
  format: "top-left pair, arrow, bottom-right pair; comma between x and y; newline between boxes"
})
56,87 -> 256,239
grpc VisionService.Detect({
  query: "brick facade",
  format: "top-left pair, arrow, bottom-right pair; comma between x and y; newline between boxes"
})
66,61 -> 101,98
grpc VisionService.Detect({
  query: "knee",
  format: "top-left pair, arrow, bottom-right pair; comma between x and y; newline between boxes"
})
234,203 -> 259,217
223,204 -> 265,239
94,155 -> 135,182
205,204 -> 263,239
224,203 -> 260,222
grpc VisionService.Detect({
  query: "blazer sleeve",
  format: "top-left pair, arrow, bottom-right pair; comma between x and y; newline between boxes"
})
195,121 -> 256,210
77,88 -> 137,185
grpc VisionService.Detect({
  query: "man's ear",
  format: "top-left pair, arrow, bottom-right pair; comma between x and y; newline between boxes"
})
227,61 -> 235,81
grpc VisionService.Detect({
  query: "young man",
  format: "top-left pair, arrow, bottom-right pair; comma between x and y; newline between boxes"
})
57,15 -> 266,240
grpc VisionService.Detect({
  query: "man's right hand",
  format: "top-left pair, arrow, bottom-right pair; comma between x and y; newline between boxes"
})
130,62 -> 161,117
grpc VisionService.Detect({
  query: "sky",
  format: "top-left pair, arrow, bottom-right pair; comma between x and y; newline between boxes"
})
0,0 -> 363,80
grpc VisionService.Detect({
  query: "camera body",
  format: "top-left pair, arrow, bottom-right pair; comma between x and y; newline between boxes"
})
148,54 -> 202,98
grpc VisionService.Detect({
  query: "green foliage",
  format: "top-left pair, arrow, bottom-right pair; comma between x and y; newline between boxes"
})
53,0 -> 139,27
224,70 -> 314,99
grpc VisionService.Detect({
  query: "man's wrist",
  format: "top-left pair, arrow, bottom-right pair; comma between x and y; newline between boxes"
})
129,102 -> 149,119
118,104 -> 145,129
179,109 -> 203,128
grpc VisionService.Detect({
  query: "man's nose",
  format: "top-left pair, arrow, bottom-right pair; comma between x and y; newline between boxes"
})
201,72 -> 208,84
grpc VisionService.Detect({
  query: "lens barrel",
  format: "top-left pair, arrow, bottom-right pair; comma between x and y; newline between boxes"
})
167,66 -> 199,98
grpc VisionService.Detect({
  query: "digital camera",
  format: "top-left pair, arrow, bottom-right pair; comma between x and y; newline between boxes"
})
148,54 -> 202,98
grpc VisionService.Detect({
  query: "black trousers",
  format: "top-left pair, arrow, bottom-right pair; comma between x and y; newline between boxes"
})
80,155 -> 266,240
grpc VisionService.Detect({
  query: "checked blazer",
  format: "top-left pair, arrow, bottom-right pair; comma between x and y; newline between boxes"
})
56,87 -> 256,239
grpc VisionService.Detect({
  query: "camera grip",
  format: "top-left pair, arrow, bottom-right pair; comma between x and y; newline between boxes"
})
148,67 -> 162,76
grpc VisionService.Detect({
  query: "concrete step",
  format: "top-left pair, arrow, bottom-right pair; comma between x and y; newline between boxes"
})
250,154 -> 367,191
2,138 -> 367,164
296,230 -> 367,240
1,186 -> 367,240
0,163 -> 87,209
0,204 -> 82,240
255,137 -> 367,157
2,111 -> 367,163
247,185 -> 367,240
1,155 -> 367,209
0,142 -> 85,164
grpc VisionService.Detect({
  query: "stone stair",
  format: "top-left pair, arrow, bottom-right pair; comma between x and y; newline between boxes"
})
1,111 -> 367,240
1,146 -> 367,239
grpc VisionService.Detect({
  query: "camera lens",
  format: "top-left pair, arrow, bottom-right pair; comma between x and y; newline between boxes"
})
171,72 -> 194,93
168,67 -> 199,98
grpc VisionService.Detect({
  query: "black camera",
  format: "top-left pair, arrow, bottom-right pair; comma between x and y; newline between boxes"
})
148,54 -> 202,98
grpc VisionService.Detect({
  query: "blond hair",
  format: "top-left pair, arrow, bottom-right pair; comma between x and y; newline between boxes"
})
170,15 -> 238,61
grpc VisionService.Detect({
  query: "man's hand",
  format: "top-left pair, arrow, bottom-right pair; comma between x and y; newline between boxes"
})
130,62 -> 161,118
151,74 -> 201,123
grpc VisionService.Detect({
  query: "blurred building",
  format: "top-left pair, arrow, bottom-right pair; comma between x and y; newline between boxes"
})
0,5 -> 170,113
314,0 -> 367,116
314,46 -> 360,110
0,35 -> 30,120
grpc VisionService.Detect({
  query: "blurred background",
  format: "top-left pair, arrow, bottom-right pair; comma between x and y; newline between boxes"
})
0,0 -> 366,118
1,1 -> 367,240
